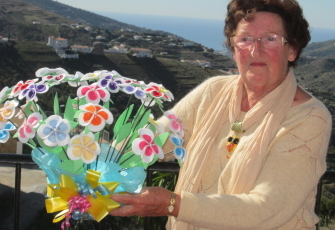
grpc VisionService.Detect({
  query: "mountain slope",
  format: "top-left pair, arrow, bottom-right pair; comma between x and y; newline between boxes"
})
302,39 -> 335,57
22,0 -> 161,33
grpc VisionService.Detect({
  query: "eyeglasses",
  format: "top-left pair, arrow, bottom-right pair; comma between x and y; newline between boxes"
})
230,34 -> 288,50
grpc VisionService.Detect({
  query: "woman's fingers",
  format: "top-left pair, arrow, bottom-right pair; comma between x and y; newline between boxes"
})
109,204 -> 135,216
109,187 -> 174,217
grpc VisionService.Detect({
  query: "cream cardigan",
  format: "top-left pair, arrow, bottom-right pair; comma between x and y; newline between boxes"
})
160,75 -> 332,230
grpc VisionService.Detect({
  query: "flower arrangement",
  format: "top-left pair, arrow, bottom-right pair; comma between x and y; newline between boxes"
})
0,67 -> 186,228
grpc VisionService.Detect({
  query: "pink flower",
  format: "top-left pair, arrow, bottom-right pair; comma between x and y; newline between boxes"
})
164,111 -> 185,137
18,112 -> 43,143
144,83 -> 174,101
77,83 -> 110,104
132,128 -> 164,163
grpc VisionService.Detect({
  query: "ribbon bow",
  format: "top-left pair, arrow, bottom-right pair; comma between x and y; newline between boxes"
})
45,169 -> 120,225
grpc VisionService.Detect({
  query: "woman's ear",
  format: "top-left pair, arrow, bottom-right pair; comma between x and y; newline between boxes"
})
288,46 -> 298,62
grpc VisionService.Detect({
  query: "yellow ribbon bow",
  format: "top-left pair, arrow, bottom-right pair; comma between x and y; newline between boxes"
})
45,169 -> 120,223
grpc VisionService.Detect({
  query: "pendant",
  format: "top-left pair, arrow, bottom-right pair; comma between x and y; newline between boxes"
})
226,135 -> 240,158
226,121 -> 244,159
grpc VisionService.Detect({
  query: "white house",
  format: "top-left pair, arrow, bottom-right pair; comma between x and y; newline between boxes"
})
181,60 -> 211,67
32,21 -> 41,25
55,49 -> 79,59
85,26 -> 92,32
96,35 -> 106,41
104,45 -> 128,53
71,45 -> 92,53
134,35 -> 144,40
0,36 -> 7,44
47,36 -> 68,49
181,42 -> 195,47
130,48 -> 153,58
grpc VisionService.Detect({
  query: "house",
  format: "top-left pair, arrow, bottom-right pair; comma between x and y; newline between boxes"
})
181,42 -> 195,47
32,21 -> 41,25
181,60 -> 211,67
104,45 -> 128,53
0,36 -> 7,44
55,49 -> 79,59
85,26 -> 92,32
134,35 -> 144,40
93,41 -> 104,47
47,36 -> 81,58
130,48 -> 153,58
71,45 -> 92,53
47,36 -> 68,49
96,35 -> 106,41
167,43 -> 177,47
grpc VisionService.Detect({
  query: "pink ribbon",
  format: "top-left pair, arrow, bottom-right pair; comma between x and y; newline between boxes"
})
61,195 -> 91,230
68,195 -> 91,214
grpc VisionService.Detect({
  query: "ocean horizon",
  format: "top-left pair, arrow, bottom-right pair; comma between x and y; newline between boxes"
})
96,11 -> 335,51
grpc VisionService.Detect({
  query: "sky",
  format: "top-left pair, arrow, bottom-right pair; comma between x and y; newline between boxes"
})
55,0 -> 335,30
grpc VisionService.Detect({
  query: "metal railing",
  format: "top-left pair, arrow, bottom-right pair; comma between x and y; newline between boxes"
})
0,153 -> 334,230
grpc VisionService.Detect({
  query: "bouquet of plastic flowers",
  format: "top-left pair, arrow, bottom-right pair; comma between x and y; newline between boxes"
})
0,67 -> 186,229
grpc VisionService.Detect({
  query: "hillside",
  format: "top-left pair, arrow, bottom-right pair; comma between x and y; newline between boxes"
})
302,39 -> 335,58
22,0 -> 167,34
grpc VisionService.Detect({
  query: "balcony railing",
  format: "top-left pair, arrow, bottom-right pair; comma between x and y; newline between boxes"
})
0,153 -> 334,230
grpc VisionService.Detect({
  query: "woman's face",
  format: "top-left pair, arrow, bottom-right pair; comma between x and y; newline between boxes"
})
232,12 -> 297,92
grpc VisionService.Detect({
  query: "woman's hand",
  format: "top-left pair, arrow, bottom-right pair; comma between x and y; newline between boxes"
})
109,187 -> 180,217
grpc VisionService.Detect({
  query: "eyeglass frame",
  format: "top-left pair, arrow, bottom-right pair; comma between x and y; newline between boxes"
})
230,34 -> 288,50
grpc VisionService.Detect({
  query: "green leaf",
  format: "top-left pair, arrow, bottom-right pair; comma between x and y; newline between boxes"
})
74,110 -> 82,119
79,97 -> 88,106
25,143 -> 35,150
59,159 -> 85,174
12,131 -> 18,138
113,104 -> 134,135
69,121 -> 77,130
53,92 -> 60,116
28,139 -> 37,148
115,123 -> 132,144
103,101 -> 110,110
132,109 -> 150,132
36,136 -> 61,154
39,108 -> 48,120
57,148 -> 69,161
64,97 -> 77,120
119,151 -> 144,168
84,125 -> 90,134
23,101 -> 33,117
148,123 -> 156,134
154,132 -> 170,147
154,98 -> 164,108
94,132 -> 100,141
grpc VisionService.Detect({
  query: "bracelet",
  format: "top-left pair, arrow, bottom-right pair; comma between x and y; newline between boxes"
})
167,192 -> 176,214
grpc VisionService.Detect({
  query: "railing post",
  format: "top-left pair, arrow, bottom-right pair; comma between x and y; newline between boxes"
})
14,163 -> 21,230
144,169 -> 154,230
315,180 -> 323,230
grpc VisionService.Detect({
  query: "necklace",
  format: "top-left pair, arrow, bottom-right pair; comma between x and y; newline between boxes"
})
226,121 -> 244,159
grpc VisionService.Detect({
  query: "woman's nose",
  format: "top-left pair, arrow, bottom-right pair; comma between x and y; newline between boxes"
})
250,39 -> 263,57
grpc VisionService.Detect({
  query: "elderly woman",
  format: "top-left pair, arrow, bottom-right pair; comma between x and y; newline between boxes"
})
110,0 -> 332,229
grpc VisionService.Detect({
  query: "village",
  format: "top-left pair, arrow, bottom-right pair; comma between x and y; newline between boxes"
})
39,22 -> 212,68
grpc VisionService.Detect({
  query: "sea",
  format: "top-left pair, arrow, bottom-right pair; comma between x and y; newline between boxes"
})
96,11 -> 335,51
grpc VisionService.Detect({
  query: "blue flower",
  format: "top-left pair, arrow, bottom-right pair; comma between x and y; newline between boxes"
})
170,134 -> 186,162
0,122 -> 16,143
37,115 -> 71,147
